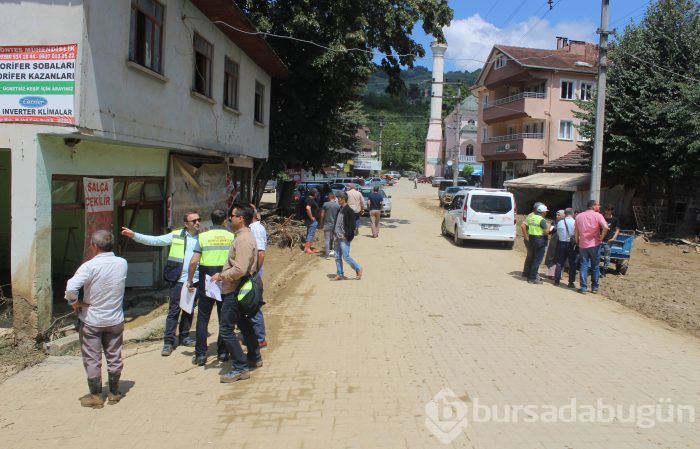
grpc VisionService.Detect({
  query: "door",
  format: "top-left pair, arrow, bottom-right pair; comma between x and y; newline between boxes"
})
0,149 -> 10,296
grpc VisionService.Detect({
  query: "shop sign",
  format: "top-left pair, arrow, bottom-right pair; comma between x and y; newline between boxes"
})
353,158 -> 381,171
83,177 -> 113,260
427,158 -> 440,165
496,143 -> 519,152
0,44 -> 77,124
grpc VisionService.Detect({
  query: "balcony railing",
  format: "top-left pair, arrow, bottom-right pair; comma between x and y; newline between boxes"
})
458,155 -> 476,163
483,133 -> 544,144
484,91 -> 546,109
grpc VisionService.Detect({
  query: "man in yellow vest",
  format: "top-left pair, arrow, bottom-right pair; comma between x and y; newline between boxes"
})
520,203 -> 551,284
186,209 -> 235,366
121,211 -> 200,356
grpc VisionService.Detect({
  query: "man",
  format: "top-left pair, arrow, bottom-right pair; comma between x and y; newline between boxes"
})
187,209 -> 235,366
333,192 -> 363,281
367,186 -> 384,238
303,189 -> 320,254
520,203 -> 550,284
248,204 -> 268,349
574,200 -> 609,294
121,212 -> 200,356
554,208 -> 577,288
212,205 -> 260,383
601,205 -> 620,276
346,183 -> 365,236
319,191 -> 340,259
65,230 -> 127,408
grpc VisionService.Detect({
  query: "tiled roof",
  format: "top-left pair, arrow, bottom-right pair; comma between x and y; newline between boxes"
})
496,44 -> 598,73
540,147 -> 591,172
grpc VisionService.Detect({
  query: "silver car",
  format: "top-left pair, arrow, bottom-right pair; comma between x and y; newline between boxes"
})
360,188 -> 392,217
440,186 -> 465,206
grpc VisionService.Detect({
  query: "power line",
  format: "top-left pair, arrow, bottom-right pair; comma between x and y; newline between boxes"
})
518,0 -> 565,44
501,0 -> 532,29
613,47 -> 700,83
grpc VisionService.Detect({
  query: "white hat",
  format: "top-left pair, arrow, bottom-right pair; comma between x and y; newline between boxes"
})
536,204 -> 548,213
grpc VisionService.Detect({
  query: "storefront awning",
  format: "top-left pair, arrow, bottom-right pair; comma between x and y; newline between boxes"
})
503,172 -> 590,192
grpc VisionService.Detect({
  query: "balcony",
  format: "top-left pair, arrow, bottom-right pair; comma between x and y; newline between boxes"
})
458,155 -> 476,163
482,92 -> 546,124
480,133 -> 545,160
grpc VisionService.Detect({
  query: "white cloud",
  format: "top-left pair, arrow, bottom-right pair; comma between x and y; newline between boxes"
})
443,14 -> 596,71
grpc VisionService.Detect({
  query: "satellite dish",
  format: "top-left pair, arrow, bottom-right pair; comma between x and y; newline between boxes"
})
446,160 -> 453,166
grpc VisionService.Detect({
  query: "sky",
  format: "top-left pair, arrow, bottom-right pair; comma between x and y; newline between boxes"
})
410,0 -> 652,72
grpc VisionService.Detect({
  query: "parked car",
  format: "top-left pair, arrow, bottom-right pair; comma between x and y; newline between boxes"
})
365,177 -> 387,188
263,180 -> 277,193
293,181 -> 333,215
416,175 -> 430,183
360,188 -> 392,217
385,170 -> 401,180
404,171 -> 417,180
441,189 -> 517,248
439,186 -> 466,206
332,177 -> 365,187
431,176 -> 445,187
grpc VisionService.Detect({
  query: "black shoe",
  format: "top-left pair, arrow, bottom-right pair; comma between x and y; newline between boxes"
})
161,344 -> 174,356
247,358 -> 263,369
528,278 -> 543,284
554,281 -> 560,286
568,283 -> 576,289
220,369 -> 251,383
217,353 -> 230,362
180,336 -> 196,347
192,354 -> 206,366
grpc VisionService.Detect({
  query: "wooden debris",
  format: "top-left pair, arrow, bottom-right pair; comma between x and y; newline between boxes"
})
263,215 -> 306,249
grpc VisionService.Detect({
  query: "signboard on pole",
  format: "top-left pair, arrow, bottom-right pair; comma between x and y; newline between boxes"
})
83,177 -> 113,260
0,44 -> 77,124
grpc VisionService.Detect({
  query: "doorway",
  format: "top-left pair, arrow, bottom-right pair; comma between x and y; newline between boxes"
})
0,149 -> 10,309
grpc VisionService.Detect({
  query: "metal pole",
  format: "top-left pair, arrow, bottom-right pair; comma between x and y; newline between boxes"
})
453,84 -> 461,187
590,0 -> 610,202
378,121 -> 384,175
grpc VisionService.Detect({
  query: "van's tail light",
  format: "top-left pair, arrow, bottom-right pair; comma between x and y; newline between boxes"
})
462,195 -> 469,222
514,203 -> 517,224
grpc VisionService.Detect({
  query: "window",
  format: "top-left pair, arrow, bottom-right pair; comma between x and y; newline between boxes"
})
469,195 -> 513,214
483,94 -> 489,106
481,127 -> 488,142
576,122 -> 589,141
451,195 -> 464,210
128,0 -> 165,73
494,55 -> 507,70
254,81 -> 265,123
560,80 -> 575,100
559,120 -> 574,140
193,33 -> 212,97
223,58 -> 239,110
580,81 -> 594,101
465,144 -> 474,157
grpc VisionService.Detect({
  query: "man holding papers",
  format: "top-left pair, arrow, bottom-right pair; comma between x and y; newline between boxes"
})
187,209 -> 235,366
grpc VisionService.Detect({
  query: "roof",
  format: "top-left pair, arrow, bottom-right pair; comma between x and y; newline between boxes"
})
504,172 -> 590,192
473,41 -> 597,89
540,147 -> 590,172
190,0 -> 287,77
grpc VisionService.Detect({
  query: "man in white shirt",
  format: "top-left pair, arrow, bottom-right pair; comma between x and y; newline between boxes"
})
346,183 -> 365,236
249,204 -> 268,348
65,230 -> 127,409
554,208 -> 577,287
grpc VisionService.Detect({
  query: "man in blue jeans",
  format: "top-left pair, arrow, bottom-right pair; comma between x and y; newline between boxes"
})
332,192 -> 363,281
574,200 -> 609,294
303,189 -> 320,254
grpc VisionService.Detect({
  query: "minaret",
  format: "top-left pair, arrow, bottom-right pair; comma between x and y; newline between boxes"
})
424,41 -> 447,177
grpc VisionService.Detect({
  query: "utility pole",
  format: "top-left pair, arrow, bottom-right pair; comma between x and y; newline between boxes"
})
378,121 -> 384,175
452,84 -> 461,187
590,0 -> 610,202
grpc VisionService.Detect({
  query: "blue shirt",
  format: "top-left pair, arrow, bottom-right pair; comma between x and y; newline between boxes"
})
133,230 -> 199,283
556,217 -> 575,242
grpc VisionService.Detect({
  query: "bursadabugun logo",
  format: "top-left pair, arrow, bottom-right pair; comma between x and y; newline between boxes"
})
424,388 -> 469,444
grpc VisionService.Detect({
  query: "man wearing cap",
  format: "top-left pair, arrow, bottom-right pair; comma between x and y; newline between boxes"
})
520,203 -> 551,284
574,200 -> 609,294
554,208 -> 577,287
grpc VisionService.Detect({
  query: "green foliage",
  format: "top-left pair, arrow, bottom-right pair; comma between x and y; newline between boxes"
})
576,0 -> 700,183
461,165 -> 474,176
233,0 -> 453,178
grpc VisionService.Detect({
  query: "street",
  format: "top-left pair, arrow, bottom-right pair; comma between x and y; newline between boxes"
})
1,180 -> 699,449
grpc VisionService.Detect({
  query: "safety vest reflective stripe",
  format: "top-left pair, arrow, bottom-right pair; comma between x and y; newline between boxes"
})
168,230 -> 186,261
237,279 -> 253,302
526,213 -> 544,236
199,229 -> 235,267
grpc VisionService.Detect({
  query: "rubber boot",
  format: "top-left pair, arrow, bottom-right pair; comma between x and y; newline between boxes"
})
79,378 -> 105,409
107,373 -> 123,404
304,242 -> 314,254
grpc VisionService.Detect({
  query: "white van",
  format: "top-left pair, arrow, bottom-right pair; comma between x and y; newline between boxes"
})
441,189 -> 517,248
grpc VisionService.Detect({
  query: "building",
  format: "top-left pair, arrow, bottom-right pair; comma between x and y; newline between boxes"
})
0,0 -> 286,337
352,127 -> 380,176
443,95 -> 482,178
471,37 -> 597,188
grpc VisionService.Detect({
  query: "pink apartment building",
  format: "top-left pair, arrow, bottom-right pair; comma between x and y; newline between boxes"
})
471,38 -> 598,188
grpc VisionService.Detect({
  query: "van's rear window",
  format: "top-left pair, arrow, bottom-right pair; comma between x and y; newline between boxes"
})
469,195 -> 512,214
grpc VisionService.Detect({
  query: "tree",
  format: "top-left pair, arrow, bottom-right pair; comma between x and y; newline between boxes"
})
233,0 -> 453,197
575,0 -> 700,192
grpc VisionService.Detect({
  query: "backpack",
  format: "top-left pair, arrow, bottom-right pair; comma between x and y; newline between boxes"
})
235,272 -> 263,317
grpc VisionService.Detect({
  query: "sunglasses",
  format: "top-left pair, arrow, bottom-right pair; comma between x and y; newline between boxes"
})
187,218 -> 201,223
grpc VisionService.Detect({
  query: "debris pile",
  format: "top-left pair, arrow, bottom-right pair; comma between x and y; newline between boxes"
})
264,215 -> 306,249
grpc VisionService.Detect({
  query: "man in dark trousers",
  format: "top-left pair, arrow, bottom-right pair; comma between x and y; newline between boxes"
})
187,209 -> 235,366
65,230 -> 128,408
601,205 -> 620,276
121,212 -> 200,356
520,203 -> 550,284
332,192 -> 363,281
212,205 -> 260,383
303,189 -> 320,254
